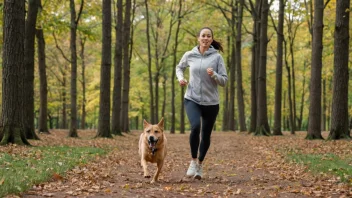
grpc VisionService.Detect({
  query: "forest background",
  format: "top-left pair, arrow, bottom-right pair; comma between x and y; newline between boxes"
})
0,0 -> 351,140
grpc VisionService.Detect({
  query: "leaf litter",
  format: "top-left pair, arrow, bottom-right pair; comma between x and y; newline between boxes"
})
1,130 -> 351,197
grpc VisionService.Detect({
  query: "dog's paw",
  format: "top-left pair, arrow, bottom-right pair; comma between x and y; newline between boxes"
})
144,175 -> 151,178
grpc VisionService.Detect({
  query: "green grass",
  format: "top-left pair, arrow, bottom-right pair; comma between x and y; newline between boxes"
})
0,146 -> 107,197
288,153 -> 352,183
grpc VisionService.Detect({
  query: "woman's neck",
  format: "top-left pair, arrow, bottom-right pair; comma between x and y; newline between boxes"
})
199,46 -> 209,55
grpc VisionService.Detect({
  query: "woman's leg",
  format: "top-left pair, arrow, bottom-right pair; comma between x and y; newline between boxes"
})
198,104 -> 219,162
184,99 -> 202,159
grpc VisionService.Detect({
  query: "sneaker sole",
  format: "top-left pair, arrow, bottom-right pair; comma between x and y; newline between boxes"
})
194,175 -> 202,180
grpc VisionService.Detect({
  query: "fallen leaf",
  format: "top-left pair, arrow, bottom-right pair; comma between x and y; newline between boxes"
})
0,177 -> 4,185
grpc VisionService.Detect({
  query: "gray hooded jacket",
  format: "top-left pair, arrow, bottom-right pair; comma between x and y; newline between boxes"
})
176,46 -> 228,105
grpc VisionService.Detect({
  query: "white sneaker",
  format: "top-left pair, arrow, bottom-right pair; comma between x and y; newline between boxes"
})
194,163 -> 203,180
186,160 -> 197,177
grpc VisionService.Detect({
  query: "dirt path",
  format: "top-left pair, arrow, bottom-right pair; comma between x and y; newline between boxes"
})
18,131 -> 351,197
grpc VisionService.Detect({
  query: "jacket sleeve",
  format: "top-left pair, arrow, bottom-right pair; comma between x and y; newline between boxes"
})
211,55 -> 228,87
176,52 -> 189,81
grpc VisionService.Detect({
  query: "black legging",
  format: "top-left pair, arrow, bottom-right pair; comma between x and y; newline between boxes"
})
184,99 -> 219,162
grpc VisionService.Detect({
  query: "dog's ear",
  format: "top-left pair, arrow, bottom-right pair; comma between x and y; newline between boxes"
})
157,117 -> 164,130
143,119 -> 150,129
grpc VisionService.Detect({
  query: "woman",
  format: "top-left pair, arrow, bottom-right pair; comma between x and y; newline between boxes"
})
176,27 -> 228,179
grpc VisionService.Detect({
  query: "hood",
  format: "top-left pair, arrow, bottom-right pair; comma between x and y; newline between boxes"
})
190,45 -> 218,56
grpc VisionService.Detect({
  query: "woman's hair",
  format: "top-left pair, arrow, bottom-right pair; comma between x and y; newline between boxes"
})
198,27 -> 223,52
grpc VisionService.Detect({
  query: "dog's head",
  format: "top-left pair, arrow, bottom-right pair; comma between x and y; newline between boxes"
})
143,117 -> 164,149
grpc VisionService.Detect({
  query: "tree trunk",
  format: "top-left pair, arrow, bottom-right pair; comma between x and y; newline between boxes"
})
0,0 -> 30,145
322,79 -> 326,131
97,0 -> 112,138
222,36 -> 230,131
249,0 -> 261,133
122,0 -> 131,132
306,0 -> 324,139
298,61 -> 307,130
36,28 -> 49,133
284,53 -> 295,135
68,0 -> 83,137
328,0 -> 350,139
228,5 -> 236,131
61,74 -> 67,129
272,0 -> 284,136
236,0 -> 246,132
145,0 -> 155,124
161,75 -> 166,122
24,0 -> 40,140
255,0 -> 270,136
79,35 -> 87,129
112,0 -> 123,135
171,0 -> 183,134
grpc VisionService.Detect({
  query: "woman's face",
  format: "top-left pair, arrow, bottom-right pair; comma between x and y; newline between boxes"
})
198,29 -> 213,48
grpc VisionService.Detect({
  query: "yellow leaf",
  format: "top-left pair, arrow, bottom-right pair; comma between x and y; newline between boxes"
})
105,188 -> 111,193
164,186 -> 172,191
123,184 -> 129,189
0,177 -> 4,185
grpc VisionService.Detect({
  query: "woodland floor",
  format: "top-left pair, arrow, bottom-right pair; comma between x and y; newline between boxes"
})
3,129 -> 352,198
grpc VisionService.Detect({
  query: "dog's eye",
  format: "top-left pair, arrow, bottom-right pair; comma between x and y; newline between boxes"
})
154,130 -> 159,133
146,130 -> 150,133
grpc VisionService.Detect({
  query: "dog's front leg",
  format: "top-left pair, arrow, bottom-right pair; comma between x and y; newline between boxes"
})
141,158 -> 150,178
151,160 -> 164,184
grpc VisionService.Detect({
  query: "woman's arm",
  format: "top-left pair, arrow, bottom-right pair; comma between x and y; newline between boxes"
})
211,55 -> 228,87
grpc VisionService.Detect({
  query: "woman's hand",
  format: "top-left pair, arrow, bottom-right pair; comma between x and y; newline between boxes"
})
179,79 -> 188,87
207,68 -> 214,76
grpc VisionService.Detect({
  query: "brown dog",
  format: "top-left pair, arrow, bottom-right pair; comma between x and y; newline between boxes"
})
139,117 -> 167,183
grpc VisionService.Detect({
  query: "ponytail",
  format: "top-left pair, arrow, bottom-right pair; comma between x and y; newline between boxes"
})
211,39 -> 223,52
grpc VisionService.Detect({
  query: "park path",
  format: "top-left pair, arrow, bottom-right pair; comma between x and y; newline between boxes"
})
18,131 -> 350,197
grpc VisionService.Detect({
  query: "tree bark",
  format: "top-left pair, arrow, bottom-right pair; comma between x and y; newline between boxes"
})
255,0 -> 270,136
236,0 -> 246,132
36,28 -> 49,133
112,0 -> 123,135
24,0 -> 40,140
228,4 -> 236,131
68,0 -> 84,137
79,35 -> 87,129
273,0 -> 284,135
328,0 -> 350,139
249,0 -> 261,133
145,0 -> 155,124
97,0 -> 112,138
122,0 -> 132,132
171,0 -> 183,134
306,0 -> 324,139
0,0 -> 30,145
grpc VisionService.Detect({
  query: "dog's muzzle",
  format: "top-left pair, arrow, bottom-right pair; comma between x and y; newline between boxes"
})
148,136 -> 158,155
